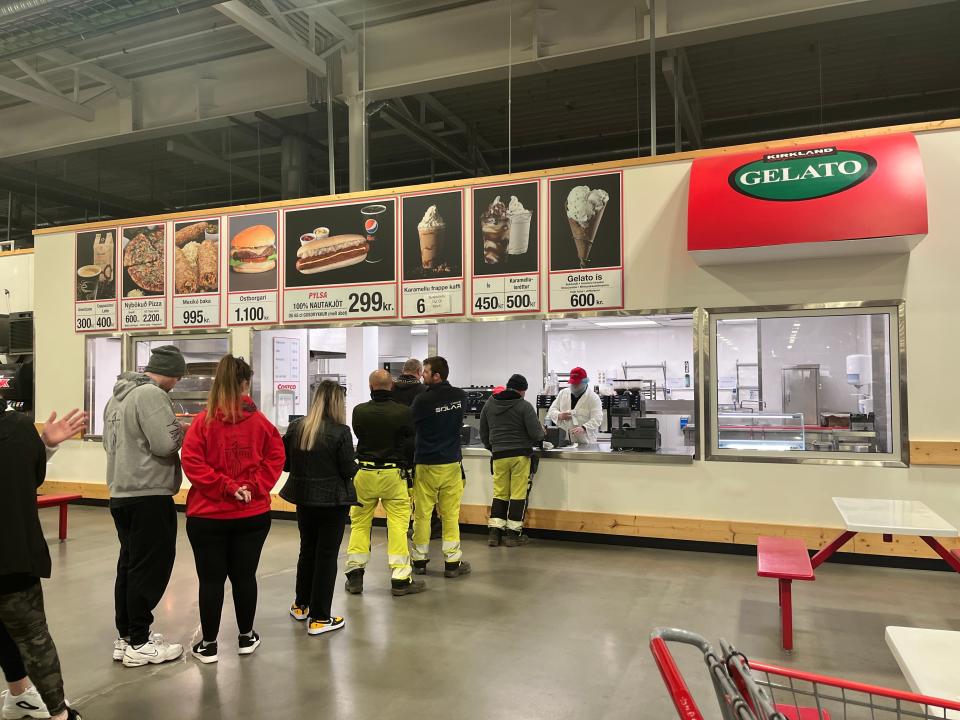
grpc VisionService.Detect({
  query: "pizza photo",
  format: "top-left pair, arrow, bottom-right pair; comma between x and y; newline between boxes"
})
122,225 -> 166,296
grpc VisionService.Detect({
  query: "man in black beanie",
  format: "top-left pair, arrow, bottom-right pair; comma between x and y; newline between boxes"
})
479,374 -> 545,547
103,345 -> 186,667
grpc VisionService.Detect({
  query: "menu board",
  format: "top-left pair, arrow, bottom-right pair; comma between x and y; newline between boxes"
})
282,198 -> 398,322
172,217 -> 221,329
74,228 -> 118,332
470,180 -> 541,315
226,210 -> 280,326
119,222 -> 168,330
547,171 -> 624,312
399,189 -> 465,318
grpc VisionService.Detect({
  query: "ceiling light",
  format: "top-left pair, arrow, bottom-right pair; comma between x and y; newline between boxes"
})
720,319 -> 757,325
793,322 -> 801,327
593,320 -> 659,328
410,327 -> 429,335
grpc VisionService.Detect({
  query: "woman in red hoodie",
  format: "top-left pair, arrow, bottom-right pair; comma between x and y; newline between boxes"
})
181,355 -> 285,664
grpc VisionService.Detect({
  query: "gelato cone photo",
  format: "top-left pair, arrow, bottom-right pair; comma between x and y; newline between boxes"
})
566,185 -> 609,268
418,204 -> 445,269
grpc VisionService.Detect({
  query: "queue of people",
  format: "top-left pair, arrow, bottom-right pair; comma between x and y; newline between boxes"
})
0,345 -> 557,719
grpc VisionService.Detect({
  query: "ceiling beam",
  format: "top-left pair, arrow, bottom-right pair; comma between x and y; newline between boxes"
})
661,49 -> 703,149
10,58 -> 61,96
376,102 -> 475,176
165,139 -> 283,194
260,0 -> 297,37
299,4 -> 356,50
39,49 -> 132,98
0,73 -> 94,120
216,1 -> 327,77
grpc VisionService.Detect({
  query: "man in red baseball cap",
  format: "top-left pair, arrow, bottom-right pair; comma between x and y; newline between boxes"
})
546,366 -> 603,445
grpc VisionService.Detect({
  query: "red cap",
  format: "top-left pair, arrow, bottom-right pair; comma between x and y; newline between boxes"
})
568,367 -> 588,385
492,385 -> 506,395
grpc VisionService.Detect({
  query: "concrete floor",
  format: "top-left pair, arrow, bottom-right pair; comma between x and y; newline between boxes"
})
31,506 -> 960,719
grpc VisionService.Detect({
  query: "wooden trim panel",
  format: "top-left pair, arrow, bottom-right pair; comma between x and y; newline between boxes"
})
33,118 -> 960,237
910,441 -> 960,466
0,248 -> 33,257
39,480 -> 960,561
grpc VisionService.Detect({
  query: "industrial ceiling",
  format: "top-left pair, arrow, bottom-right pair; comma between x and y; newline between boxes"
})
0,0 -> 957,245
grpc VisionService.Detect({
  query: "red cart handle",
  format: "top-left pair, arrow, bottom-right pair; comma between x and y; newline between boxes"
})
649,629 -> 708,720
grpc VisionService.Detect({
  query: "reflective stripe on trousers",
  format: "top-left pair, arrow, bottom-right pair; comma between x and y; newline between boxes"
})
489,455 -> 530,532
411,462 -> 464,563
346,467 -> 412,580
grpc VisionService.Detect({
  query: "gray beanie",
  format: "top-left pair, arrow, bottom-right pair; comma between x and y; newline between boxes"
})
145,345 -> 186,378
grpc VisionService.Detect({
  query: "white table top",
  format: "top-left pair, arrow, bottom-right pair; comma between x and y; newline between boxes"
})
886,626 -> 960,716
832,497 -> 959,537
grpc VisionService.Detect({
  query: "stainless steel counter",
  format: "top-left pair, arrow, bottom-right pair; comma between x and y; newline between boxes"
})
461,443 -> 695,464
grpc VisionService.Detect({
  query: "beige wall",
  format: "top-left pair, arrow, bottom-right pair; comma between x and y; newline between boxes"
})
34,128 -> 960,528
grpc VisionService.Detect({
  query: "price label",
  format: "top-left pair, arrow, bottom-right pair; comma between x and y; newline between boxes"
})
284,283 -> 397,322
548,269 -> 623,312
228,292 -> 277,326
173,295 -> 220,329
75,301 -> 117,333
120,297 -> 166,330
401,279 -> 463,318
471,275 -> 539,315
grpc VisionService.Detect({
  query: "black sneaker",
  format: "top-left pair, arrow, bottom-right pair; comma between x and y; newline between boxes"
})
444,560 -> 472,578
238,631 -> 260,656
67,708 -> 83,720
391,578 -> 426,596
344,568 -> 364,594
191,640 -> 218,664
488,527 -> 502,546
504,530 -> 531,547
412,560 -> 428,575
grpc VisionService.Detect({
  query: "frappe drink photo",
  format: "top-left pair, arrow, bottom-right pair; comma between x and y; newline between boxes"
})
418,205 -> 445,269
481,195 -> 509,264
506,195 -> 532,256
566,185 -> 609,268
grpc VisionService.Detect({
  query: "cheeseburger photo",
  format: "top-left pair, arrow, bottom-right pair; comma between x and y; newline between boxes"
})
296,234 -> 368,274
231,224 -> 277,273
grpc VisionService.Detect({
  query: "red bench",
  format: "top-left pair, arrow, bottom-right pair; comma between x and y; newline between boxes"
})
757,536 -> 815,652
36,494 -> 82,542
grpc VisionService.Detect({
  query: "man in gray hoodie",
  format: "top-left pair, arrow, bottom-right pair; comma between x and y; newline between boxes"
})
479,374 -> 545,548
103,345 -> 186,668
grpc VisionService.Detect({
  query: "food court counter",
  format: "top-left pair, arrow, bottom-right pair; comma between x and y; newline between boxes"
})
460,444 -> 695,464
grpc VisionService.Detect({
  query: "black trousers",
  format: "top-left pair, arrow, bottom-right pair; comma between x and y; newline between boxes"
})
0,580 -> 66,715
186,513 -> 271,642
111,495 -> 178,646
295,505 -> 348,621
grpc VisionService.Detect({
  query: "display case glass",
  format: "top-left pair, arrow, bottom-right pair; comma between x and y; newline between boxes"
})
707,303 -> 905,465
131,334 -> 229,427
84,335 -> 122,437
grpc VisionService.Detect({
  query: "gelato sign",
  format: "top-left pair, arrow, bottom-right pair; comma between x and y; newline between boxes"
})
687,132 -> 927,264
729,147 -> 876,201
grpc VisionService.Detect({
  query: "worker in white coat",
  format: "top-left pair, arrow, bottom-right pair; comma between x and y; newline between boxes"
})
546,367 -> 603,445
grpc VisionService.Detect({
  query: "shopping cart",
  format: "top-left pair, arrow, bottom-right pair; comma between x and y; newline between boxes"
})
650,627 -> 960,720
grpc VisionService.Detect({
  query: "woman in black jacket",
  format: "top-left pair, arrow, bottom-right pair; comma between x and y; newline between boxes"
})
279,381 -> 357,637
0,408 -> 86,720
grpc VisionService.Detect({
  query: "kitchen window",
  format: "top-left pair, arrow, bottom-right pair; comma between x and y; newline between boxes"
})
704,302 -> 906,466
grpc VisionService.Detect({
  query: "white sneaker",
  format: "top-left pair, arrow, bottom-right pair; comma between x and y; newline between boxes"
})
122,634 -> 183,667
112,637 -> 128,662
1,686 -> 50,719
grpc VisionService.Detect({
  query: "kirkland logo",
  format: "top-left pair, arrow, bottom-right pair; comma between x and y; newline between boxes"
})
729,148 -> 877,201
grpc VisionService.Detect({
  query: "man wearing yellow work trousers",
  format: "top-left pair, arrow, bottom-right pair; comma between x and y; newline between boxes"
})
409,356 -> 471,578
345,370 -> 426,597
479,374 -> 545,547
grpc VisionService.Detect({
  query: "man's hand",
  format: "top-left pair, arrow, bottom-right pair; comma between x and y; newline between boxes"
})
569,425 -> 587,442
41,409 -> 88,448
558,411 -> 573,421
234,486 -> 252,503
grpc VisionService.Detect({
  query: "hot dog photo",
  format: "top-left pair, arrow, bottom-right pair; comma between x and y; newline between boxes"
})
284,199 -> 397,288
